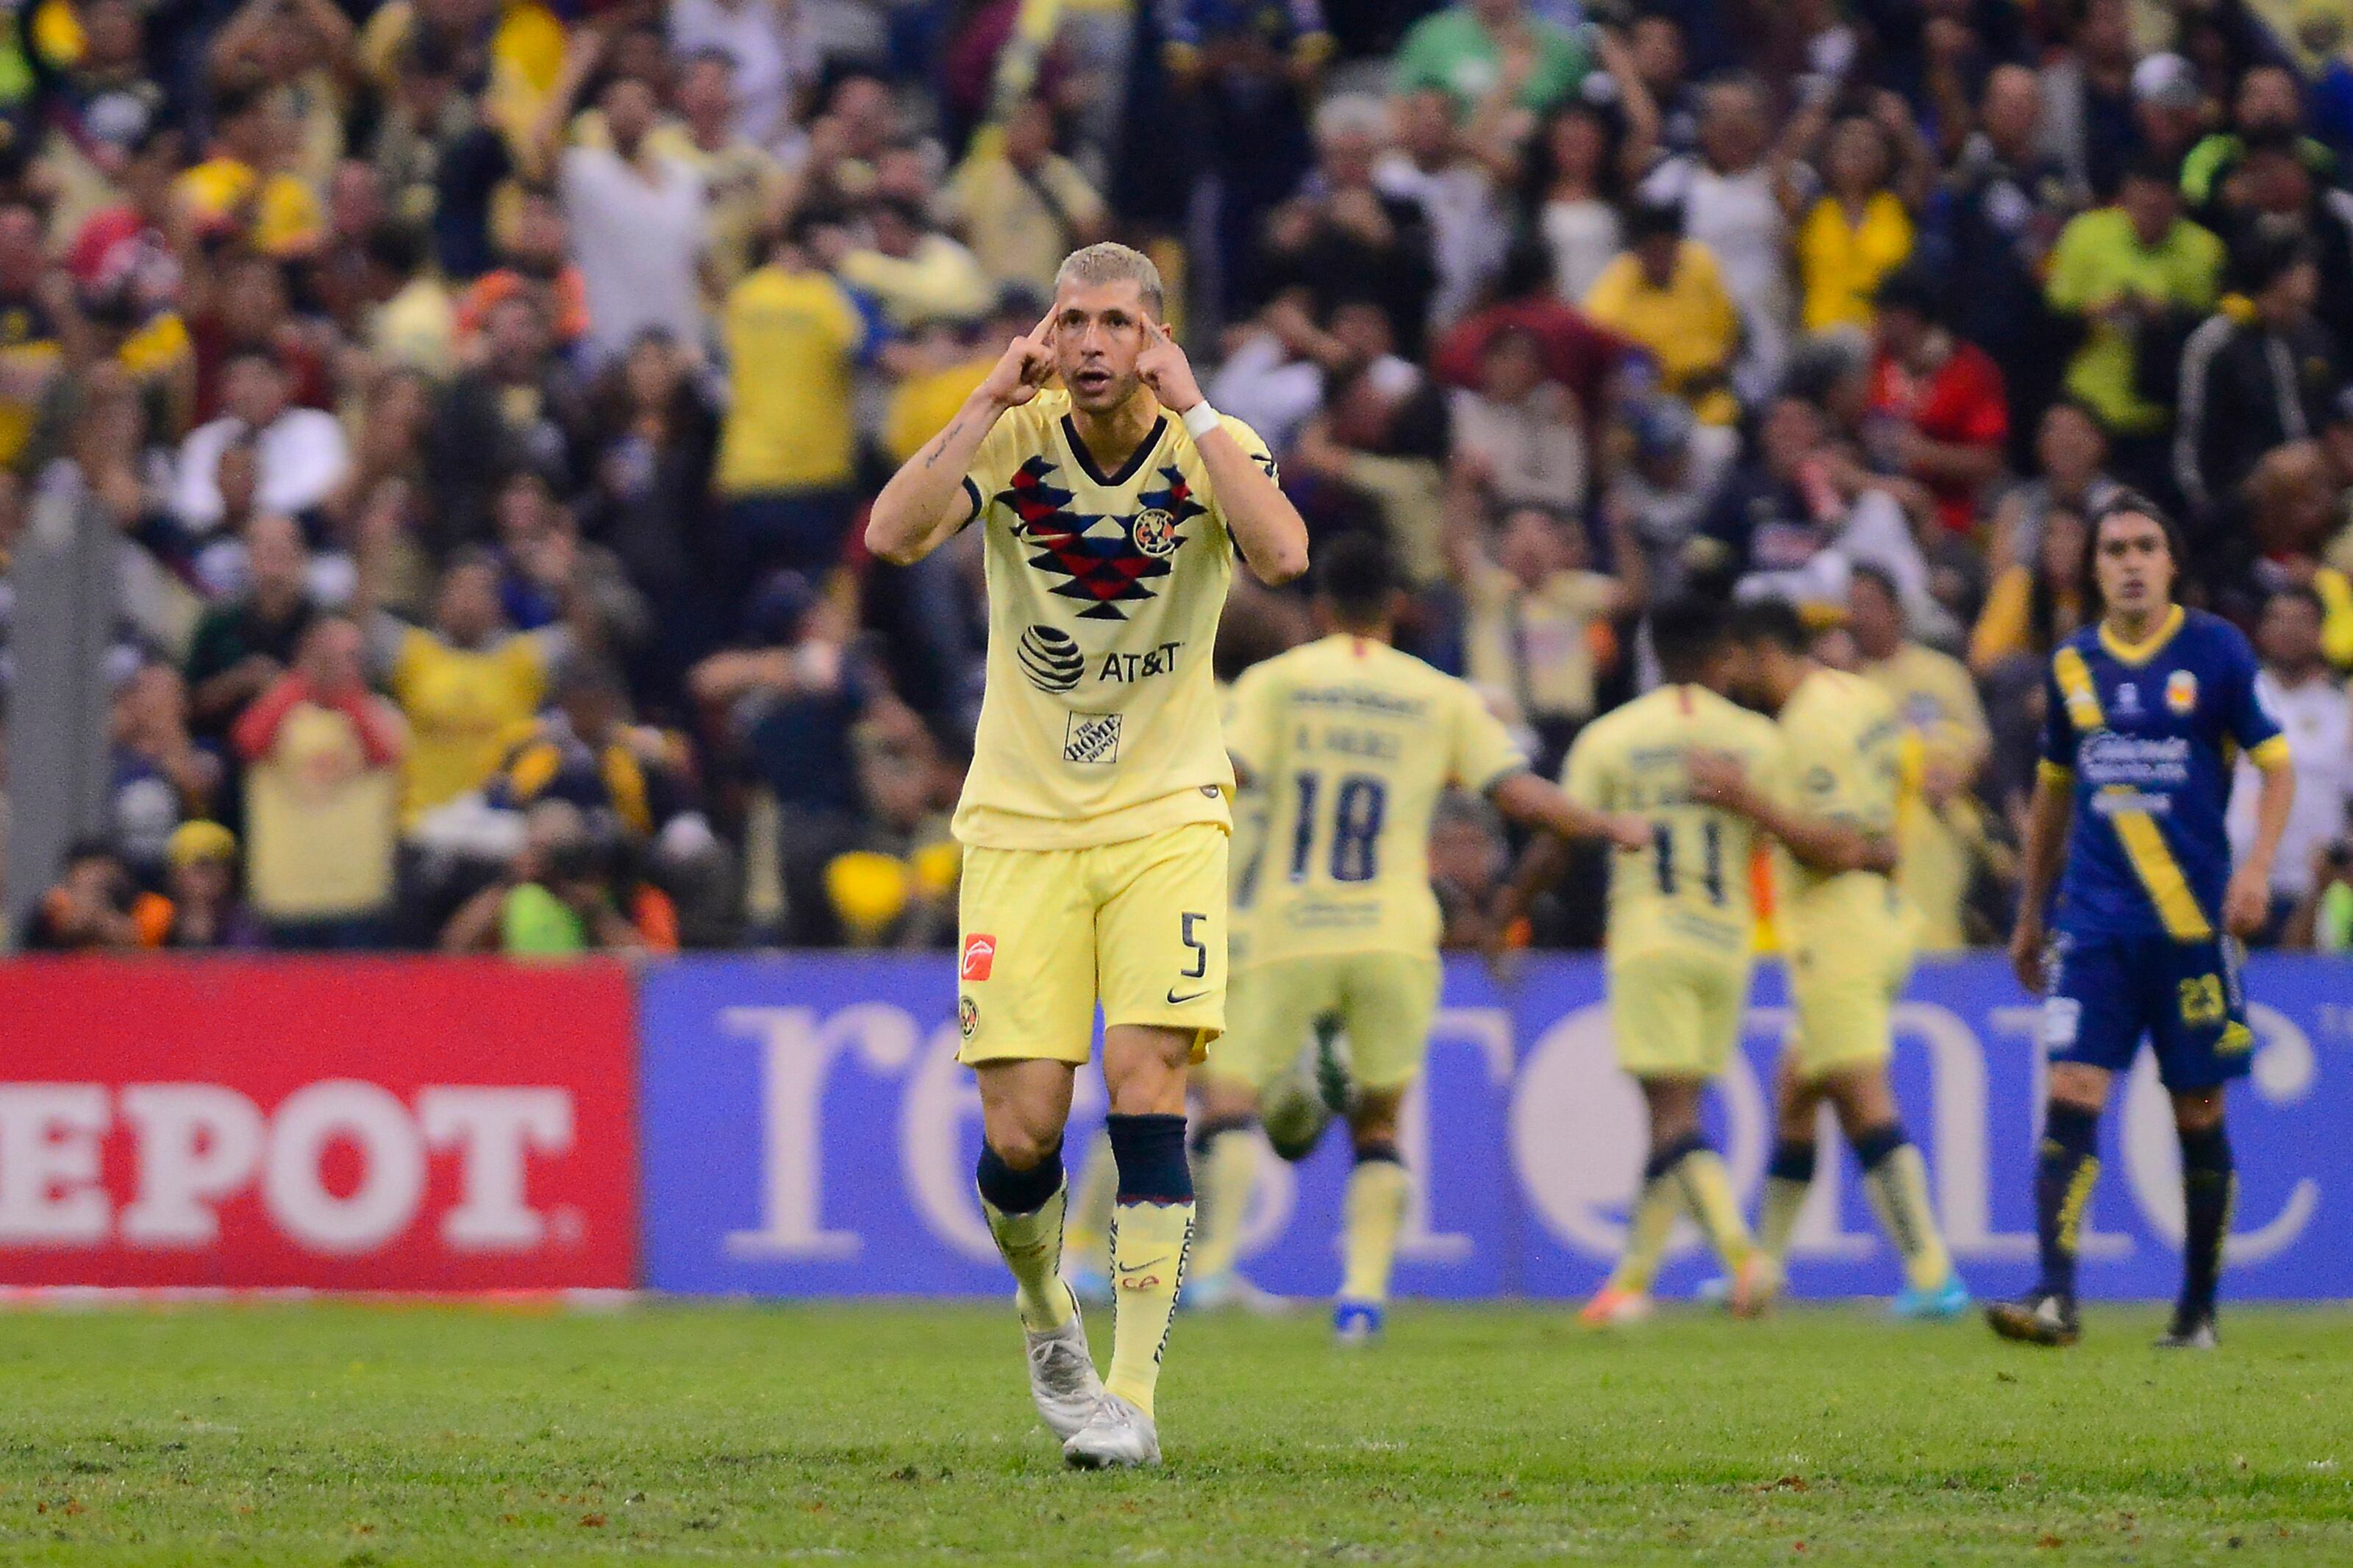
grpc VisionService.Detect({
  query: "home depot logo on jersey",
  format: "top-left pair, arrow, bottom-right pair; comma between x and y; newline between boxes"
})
1064,712 -> 1121,765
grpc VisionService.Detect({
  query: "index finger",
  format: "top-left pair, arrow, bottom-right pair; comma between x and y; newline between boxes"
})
1032,308 -> 1060,344
1143,317 -> 1174,346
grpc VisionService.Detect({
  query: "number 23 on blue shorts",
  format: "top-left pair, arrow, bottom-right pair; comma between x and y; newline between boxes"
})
2040,930 -> 2253,1091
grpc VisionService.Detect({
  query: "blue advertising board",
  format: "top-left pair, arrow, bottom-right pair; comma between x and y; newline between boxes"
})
639,954 -> 2353,1300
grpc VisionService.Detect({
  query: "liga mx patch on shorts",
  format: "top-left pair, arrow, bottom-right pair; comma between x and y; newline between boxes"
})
1064,712 -> 1121,764
960,934 -> 995,981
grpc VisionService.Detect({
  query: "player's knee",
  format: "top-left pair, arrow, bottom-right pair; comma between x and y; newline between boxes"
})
2171,1089 -> 2225,1134
1103,1027 -> 1191,1117
1349,1088 -> 1405,1150
1106,1069 -> 1185,1118
980,1117 -> 1064,1173
1827,1071 -> 1898,1139
1641,1080 -> 1703,1145
2046,1062 -> 2110,1115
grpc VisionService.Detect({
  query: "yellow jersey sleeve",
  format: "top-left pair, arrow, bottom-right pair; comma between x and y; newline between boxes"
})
1785,703 -> 1868,828
1450,682 -> 1528,795
1214,411 -> 1279,487
960,404 -> 1029,525
1779,675 -> 1903,903
1744,722 -> 1798,815
1224,659 -> 1282,779
1561,720 -> 1613,809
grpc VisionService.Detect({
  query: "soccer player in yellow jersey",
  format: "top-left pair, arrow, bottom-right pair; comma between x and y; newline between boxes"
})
1692,598 -> 1968,1318
865,243 -> 1308,1468
1188,537 -> 1646,1340
1505,597 -> 1884,1326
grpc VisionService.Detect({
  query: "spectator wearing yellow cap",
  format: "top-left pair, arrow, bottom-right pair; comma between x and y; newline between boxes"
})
160,821 -> 267,950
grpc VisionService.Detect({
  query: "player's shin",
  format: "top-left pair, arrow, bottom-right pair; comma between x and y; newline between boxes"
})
978,1139 -> 1076,1331
1757,1140 -> 1818,1270
1854,1123 -> 1952,1292
2033,1103 -> 2101,1300
1674,1145 -> 1755,1274
1339,1145 -> 1409,1306
1185,1114 -> 1258,1286
2177,1120 -> 2234,1322
1609,1133 -> 1705,1294
1103,1113 -> 1194,1419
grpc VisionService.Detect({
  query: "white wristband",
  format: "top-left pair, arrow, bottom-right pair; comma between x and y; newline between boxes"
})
1182,401 -> 1221,441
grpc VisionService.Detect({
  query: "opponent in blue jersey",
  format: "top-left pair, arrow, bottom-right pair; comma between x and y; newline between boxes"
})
1991,496 -> 2294,1351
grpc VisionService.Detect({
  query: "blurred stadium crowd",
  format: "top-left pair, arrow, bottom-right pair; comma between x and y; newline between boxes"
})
7,0 -> 2353,956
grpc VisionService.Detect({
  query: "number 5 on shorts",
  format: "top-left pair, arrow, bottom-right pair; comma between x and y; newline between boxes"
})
1179,912 -> 1207,979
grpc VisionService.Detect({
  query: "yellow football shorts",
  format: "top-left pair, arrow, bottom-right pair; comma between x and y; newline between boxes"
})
1212,951 -> 1442,1095
1783,916 -> 1917,1082
1607,945 -> 1755,1080
956,821 -> 1229,1067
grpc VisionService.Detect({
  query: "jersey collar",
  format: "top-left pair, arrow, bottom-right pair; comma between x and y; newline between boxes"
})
1060,412 -> 1165,488
2098,604 -> 2184,667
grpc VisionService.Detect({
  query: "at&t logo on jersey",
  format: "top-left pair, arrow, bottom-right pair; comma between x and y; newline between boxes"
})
1017,625 -> 1085,692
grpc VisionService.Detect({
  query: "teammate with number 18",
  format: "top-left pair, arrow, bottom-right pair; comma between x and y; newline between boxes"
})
865,243 -> 1308,1467
1190,537 -> 1646,1341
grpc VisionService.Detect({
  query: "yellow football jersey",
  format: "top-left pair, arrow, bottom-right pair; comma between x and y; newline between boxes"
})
1224,634 -> 1527,964
1563,683 -> 1789,959
952,388 -> 1277,849
1864,644 -> 1990,952
1221,679 -> 1268,968
1774,667 -> 1910,933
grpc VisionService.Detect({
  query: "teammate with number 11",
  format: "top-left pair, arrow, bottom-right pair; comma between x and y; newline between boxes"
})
1505,597 -> 1827,1325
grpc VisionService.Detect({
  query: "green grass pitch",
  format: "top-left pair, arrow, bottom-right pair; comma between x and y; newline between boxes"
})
3,1301 -> 2350,1564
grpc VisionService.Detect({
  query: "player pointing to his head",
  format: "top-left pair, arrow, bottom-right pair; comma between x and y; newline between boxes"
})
1991,495 -> 2293,1350
867,244 -> 1307,1468
865,248 -> 1308,1476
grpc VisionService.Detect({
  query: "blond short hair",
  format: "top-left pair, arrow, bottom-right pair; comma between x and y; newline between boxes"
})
1053,243 -> 1165,318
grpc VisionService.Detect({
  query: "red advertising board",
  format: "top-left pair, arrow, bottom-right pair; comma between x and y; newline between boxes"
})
0,959 -> 635,1289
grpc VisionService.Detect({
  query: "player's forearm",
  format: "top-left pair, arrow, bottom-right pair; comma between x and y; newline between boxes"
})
866,392 -> 1004,565
1491,772 -> 1616,846
2015,772 -> 2071,923
1752,795 -> 1879,876
1195,427 -> 1309,584
1494,832 -> 1574,932
2243,760 -> 2297,889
